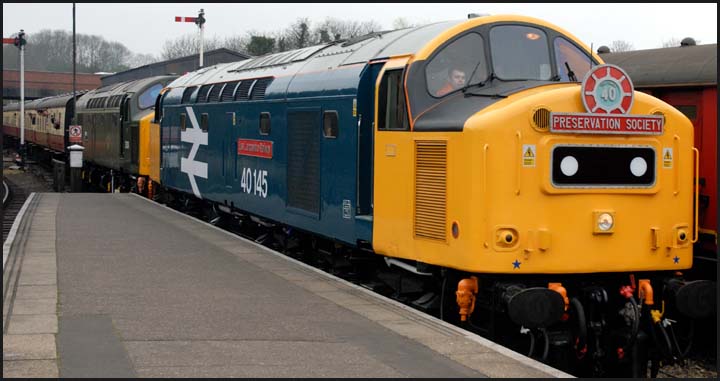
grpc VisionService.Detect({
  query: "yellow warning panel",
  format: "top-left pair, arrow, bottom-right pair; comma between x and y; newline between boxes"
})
523,144 -> 536,167
662,148 -> 673,168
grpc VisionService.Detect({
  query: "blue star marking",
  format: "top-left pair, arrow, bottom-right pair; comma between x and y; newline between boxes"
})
512,259 -> 521,269
673,256 -> 680,264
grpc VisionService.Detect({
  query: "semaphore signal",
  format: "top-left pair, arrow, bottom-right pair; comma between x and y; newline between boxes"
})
174,9 -> 206,68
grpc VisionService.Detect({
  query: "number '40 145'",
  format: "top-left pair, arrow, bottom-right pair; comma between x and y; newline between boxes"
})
240,168 -> 268,198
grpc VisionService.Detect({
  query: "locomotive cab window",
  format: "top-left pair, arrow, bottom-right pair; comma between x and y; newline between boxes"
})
553,37 -> 593,82
180,113 -> 187,131
139,84 -> 163,110
490,25 -> 551,80
259,112 -> 271,135
378,69 -> 409,131
323,111 -> 338,138
426,32 -> 487,98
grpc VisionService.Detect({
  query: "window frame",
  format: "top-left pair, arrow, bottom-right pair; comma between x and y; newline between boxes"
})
259,112 -> 271,135
322,110 -> 339,139
377,69 -> 410,131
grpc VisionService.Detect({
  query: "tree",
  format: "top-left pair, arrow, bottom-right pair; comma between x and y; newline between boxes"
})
3,29 -> 136,72
392,17 -> 414,29
126,53 -> 159,69
610,40 -> 634,53
160,33 -> 222,60
285,18 -> 314,49
245,35 -> 275,56
662,38 -> 681,48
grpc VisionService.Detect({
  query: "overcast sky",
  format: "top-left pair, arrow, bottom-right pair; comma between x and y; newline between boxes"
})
3,3 -> 717,56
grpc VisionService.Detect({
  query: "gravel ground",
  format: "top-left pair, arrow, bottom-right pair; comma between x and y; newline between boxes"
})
3,150 -> 54,193
658,357 -> 718,379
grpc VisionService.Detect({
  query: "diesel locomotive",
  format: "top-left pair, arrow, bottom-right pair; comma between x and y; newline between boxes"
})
3,14 -> 716,377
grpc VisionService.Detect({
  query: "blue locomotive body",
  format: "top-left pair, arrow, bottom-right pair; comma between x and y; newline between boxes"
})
159,51 -> 380,245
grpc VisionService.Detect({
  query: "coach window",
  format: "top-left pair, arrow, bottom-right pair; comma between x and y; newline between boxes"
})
378,69 -> 409,131
553,37 -> 593,82
490,25 -> 551,80
201,113 -> 209,132
180,113 -> 187,131
323,111 -> 338,138
260,112 -> 271,135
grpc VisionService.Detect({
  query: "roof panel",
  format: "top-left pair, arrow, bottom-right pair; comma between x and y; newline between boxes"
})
378,21 -> 464,59
230,44 -> 332,72
601,44 -> 716,87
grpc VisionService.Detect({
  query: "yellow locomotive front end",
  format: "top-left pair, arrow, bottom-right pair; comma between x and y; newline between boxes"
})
372,16 -> 713,375
375,81 -> 696,274
373,16 -> 697,275
456,83 -> 695,274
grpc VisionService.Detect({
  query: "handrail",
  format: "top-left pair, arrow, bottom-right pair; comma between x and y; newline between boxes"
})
673,135 -> 680,195
692,147 -> 699,243
515,131 -> 522,195
483,144 -> 490,248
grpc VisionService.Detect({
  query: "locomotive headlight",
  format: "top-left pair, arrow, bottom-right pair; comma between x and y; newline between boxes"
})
560,156 -> 579,176
630,157 -> 648,177
594,212 -> 615,233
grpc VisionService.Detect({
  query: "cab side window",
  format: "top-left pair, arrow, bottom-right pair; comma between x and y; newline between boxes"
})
378,69 -> 409,131
554,37 -> 593,82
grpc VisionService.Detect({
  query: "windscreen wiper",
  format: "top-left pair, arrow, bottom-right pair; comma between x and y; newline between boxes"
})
460,72 -> 495,94
565,62 -> 577,82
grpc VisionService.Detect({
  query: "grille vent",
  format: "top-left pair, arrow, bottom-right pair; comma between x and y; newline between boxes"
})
207,84 -> 223,103
287,111 -> 320,215
235,80 -> 254,101
532,107 -> 551,131
221,81 -> 239,102
181,86 -> 197,104
196,84 -> 212,103
414,141 -> 447,242
652,111 -> 666,126
250,77 -> 273,100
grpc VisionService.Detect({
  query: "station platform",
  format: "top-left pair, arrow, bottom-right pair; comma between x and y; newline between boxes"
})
3,193 -> 573,378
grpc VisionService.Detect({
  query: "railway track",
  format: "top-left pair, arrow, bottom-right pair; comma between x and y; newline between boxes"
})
2,178 -> 29,245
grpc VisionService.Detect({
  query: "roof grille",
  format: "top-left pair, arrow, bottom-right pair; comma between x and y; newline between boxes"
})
207,83 -> 223,103
220,81 -> 239,102
196,84 -> 212,103
250,78 -> 273,100
181,86 -> 197,104
235,80 -> 254,101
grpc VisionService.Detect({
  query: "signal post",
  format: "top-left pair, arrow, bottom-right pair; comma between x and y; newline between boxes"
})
3,30 -> 27,164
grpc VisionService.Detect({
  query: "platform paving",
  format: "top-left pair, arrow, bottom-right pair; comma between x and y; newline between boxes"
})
3,193 -> 573,378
